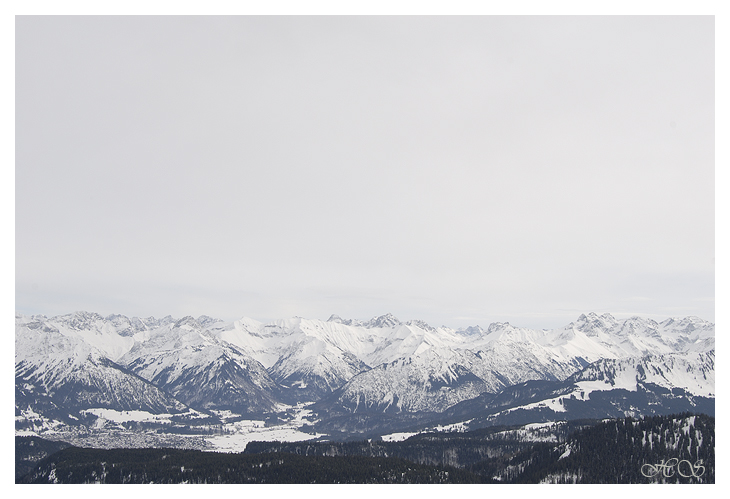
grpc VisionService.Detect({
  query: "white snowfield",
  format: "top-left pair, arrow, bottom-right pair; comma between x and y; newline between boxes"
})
204,424 -> 324,453
380,432 -> 418,442
81,408 -> 172,424
573,351 -> 715,398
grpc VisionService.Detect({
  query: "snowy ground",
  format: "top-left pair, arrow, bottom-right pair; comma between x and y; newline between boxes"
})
380,432 -> 418,442
204,425 -> 323,453
489,421 -> 563,443
428,419 -> 473,433
203,404 -> 323,452
81,408 -> 177,426
16,403 -> 324,453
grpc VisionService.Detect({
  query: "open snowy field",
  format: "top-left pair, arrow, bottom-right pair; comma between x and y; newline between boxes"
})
204,425 -> 323,453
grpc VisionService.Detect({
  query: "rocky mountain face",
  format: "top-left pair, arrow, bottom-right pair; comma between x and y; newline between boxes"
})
312,312 -> 714,417
15,311 -> 715,434
118,316 -> 281,415
435,350 -> 715,432
15,315 -> 188,427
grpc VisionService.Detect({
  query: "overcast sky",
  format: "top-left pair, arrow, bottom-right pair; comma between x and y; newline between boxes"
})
15,15 -> 715,329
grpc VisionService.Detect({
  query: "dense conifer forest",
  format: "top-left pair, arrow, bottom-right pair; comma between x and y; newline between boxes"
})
15,435 -> 73,480
501,413 -> 714,483
17,447 -> 487,484
245,419 -> 596,467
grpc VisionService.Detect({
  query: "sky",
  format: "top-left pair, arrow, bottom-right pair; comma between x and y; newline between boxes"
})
14,15 -> 716,330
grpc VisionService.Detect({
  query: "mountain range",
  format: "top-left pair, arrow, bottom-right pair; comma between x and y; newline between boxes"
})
15,311 -> 714,439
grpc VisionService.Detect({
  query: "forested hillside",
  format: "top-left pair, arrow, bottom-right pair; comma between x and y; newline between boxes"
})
246,419 -> 595,468
494,413 -> 714,483
17,413 -> 713,484
17,447 -> 487,484
15,436 -> 73,481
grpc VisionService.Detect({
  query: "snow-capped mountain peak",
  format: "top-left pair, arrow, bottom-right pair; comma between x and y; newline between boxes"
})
573,312 -> 619,336
15,311 -> 715,423
366,313 -> 401,329
172,316 -> 204,331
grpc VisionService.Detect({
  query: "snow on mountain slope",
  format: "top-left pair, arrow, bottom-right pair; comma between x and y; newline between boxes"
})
469,314 -> 696,368
255,314 -> 481,404
509,350 -> 718,421
317,339 -> 580,416
311,313 -> 715,415
21,311 -> 138,362
363,320 -> 465,367
557,313 -> 714,357
322,348 -> 488,413
15,316 -> 188,415
214,313 -> 464,369
209,314 -> 460,401
570,350 -> 715,398
118,316 -> 281,414
655,316 -> 715,352
208,316 -> 377,401
16,311 -> 715,421
207,317 -> 272,365
269,341 -> 370,403
436,350 -> 716,432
